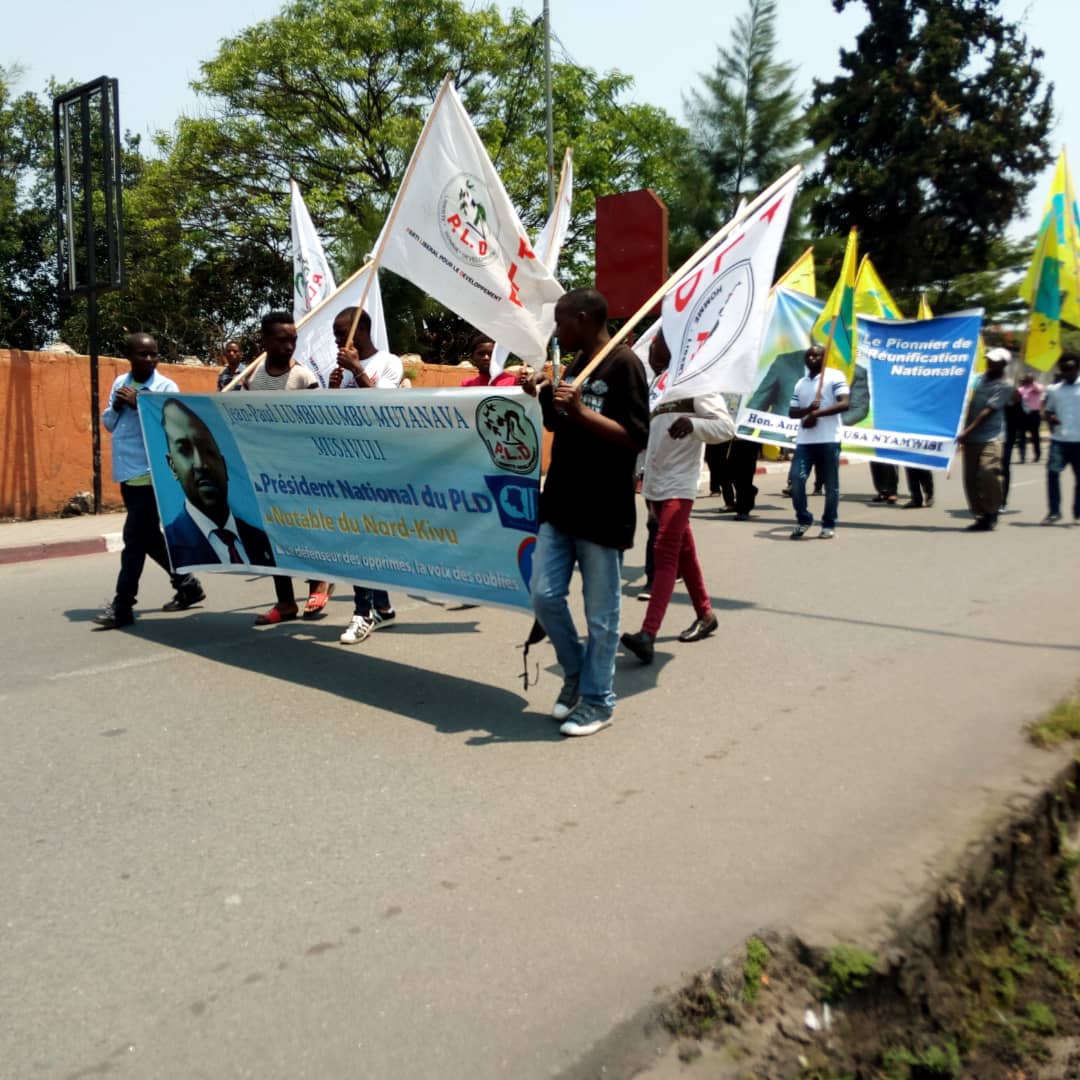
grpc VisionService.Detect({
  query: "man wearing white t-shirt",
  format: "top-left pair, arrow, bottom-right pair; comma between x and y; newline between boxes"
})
329,308 -> 404,391
329,306 -> 403,643
788,344 -> 850,539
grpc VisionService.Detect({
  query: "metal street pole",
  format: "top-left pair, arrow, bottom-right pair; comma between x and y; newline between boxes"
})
543,0 -> 555,215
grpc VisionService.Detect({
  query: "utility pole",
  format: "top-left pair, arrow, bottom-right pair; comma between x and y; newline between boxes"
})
543,0 -> 555,215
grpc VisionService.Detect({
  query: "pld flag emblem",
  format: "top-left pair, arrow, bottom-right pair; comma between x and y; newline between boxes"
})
376,79 -> 564,365
658,173 -> 798,400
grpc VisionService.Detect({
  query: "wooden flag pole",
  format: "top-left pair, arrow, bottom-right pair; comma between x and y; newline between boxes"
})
343,73 -> 455,351
570,164 -> 802,389
218,259 -> 376,392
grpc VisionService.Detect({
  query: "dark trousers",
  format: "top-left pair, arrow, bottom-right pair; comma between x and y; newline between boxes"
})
1018,412 -> 1042,462
728,438 -> 760,514
1047,440 -> 1080,518
869,461 -> 898,496
904,467 -> 934,505
704,442 -> 733,503
353,586 -> 392,616
115,482 -> 194,610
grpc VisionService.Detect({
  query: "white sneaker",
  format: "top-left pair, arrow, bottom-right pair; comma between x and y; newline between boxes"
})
818,528 -> 836,539
552,676 -> 580,720
339,614 -> 374,644
559,702 -> 612,737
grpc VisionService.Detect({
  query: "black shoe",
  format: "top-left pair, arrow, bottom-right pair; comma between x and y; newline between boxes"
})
621,630 -> 655,664
965,518 -> 993,532
901,500 -> 923,509
93,602 -> 134,629
678,613 -> 719,643
162,583 -> 206,612
812,486 -> 824,496
734,512 -> 750,521
781,485 -> 792,497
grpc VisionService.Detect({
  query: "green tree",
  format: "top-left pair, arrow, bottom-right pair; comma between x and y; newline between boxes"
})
808,0 -> 1054,309
151,0 -> 692,359
685,0 -> 806,221
0,68 -> 57,349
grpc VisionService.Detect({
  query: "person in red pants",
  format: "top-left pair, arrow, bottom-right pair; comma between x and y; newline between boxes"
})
621,330 -> 734,664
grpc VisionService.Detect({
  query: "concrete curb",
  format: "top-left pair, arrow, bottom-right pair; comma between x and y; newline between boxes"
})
0,531 -> 123,567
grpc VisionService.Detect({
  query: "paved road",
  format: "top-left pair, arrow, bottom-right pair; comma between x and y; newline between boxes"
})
2,461 -> 1077,1079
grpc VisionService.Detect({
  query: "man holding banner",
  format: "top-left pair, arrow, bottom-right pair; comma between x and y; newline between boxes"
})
524,289 -> 649,737
789,344 -> 850,539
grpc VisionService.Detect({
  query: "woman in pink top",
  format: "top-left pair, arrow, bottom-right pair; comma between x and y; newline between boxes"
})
1017,373 -> 1045,463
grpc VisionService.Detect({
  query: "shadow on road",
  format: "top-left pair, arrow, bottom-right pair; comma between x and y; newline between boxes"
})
63,606 -> 566,745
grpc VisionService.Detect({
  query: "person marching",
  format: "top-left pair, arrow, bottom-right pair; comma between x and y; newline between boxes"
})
620,329 -> 733,664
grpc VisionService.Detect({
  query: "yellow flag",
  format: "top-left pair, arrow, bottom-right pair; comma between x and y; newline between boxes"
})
812,228 -> 858,380
773,246 -> 816,297
1024,219 -> 1063,372
854,256 -> 903,319
917,293 -> 933,320
1021,149 -> 1080,327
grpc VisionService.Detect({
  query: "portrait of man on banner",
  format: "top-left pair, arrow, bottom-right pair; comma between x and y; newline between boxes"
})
156,398 -> 276,569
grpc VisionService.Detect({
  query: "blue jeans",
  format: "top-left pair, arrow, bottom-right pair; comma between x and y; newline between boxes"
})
1047,440 -> 1080,518
531,522 -> 623,713
791,443 -> 841,528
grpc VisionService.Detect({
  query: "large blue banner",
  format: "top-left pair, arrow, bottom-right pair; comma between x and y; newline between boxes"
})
735,290 -> 981,470
852,312 -> 981,469
138,388 -> 541,610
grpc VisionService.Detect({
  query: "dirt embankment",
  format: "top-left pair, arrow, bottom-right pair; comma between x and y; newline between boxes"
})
565,749 -> 1080,1080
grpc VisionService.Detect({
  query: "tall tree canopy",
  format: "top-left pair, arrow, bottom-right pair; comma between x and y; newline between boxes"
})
135,0 -> 692,359
0,67 -> 56,349
685,0 -> 806,222
808,0 -> 1053,308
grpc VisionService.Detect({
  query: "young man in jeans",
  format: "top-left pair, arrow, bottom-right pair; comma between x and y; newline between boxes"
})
523,289 -> 649,737
789,344 -> 850,539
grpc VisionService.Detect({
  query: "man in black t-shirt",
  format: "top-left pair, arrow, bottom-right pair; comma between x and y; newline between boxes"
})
522,289 -> 649,737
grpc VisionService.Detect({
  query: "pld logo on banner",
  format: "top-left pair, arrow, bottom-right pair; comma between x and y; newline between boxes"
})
475,397 -> 539,475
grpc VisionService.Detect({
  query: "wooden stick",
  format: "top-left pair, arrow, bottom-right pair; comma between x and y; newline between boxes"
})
218,260 -> 377,392
570,164 -> 802,389
344,73 -> 455,350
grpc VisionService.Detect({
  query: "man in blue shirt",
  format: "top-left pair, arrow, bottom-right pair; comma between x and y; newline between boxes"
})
93,333 -> 205,629
1042,352 -> 1080,525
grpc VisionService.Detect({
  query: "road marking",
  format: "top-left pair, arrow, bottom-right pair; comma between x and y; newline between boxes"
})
49,654 -> 168,681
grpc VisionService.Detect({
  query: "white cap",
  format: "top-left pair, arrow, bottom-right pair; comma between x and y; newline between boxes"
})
986,347 -> 1011,364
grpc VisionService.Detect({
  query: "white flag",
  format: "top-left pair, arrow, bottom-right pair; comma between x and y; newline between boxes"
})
491,149 -> 574,376
291,179 -> 337,321
377,81 -> 563,365
294,263 -> 388,387
658,176 -> 798,401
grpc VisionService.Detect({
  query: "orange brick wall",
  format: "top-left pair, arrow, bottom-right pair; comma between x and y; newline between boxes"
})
0,352 -> 547,520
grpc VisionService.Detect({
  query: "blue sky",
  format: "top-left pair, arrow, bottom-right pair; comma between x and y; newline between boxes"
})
5,0 -> 1074,240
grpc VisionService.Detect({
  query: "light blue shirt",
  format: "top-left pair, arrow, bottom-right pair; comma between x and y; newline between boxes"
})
1047,380 -> 1080,442
102,368 -> 179,483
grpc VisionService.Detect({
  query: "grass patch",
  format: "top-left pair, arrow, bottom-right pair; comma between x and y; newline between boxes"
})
1028,694 -> 1080,746
822,944 -> 877,1002
882,1041 -> 961,1078
742,936 -> 770,1004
